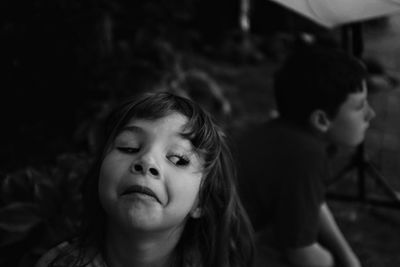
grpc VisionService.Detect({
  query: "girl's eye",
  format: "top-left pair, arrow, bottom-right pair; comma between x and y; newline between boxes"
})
169,155 -> 190,166
117,147 -> 140,154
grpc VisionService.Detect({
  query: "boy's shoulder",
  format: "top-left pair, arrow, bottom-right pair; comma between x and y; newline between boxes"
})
237,119 -> 328,169
255,119 -> 327,154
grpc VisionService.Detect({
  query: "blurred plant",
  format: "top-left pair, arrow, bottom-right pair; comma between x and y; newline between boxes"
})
74,100 -> 114,154
0,153 -> 93,267
158,68 -> 233,127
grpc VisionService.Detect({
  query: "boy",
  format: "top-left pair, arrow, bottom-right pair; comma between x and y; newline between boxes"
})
237,45 -> 375,267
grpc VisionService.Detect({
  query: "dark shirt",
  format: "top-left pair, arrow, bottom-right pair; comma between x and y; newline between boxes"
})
236,119 -> 329,248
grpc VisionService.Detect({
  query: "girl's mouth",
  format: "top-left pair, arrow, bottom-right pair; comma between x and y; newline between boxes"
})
122,185 -> 161,203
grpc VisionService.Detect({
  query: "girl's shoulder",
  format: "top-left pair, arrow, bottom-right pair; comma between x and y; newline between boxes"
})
35,241 -> 70,267
35,241 -> 107,267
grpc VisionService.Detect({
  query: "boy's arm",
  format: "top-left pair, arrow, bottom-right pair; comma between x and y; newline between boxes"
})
318,202 -> 362,267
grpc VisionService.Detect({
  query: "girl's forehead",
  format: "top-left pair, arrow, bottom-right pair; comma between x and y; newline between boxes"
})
129,112 -> 187,126
121,112 -> 191,138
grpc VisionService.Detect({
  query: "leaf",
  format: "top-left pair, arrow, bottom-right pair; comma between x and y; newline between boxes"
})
1,171 -> 34,203
0,230 -> 29,247
0,203 -> 42,233
33,182 -> 60,216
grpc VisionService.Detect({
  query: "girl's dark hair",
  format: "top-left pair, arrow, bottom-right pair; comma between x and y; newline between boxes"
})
274,44 -> 368,125
52,92 -> 254,267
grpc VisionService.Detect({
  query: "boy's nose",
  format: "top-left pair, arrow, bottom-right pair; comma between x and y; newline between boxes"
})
367,104 -> 376,121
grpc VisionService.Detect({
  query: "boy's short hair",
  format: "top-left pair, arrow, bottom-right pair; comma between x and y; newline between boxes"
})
274,44 -> 368,124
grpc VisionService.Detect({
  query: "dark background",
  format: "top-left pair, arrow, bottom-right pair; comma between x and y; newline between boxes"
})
1,1 -> 400,266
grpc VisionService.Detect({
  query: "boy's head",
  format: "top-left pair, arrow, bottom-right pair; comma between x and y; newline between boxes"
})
274,45 -> 375,146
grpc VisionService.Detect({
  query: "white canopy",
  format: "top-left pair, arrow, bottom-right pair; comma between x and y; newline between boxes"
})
269,0 -> 400,28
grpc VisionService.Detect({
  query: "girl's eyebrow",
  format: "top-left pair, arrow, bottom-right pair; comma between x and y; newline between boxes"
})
119,125 -> 144,135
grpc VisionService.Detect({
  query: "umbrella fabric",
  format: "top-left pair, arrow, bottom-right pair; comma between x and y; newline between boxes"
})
269,0 -> 400,28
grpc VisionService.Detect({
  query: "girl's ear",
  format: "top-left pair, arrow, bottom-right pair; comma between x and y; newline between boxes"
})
190,206 -> 202,219
310,109 -> 331,132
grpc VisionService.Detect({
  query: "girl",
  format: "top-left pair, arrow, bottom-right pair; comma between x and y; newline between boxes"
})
36,92 -> 254,267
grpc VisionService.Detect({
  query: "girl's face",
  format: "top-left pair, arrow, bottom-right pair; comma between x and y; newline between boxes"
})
98,112 -> 203,234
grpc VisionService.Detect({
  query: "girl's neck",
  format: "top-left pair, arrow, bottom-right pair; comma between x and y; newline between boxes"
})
104,225 -> 182,267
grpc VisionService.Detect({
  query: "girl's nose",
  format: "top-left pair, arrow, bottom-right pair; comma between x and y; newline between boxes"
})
131,153 -> 160,177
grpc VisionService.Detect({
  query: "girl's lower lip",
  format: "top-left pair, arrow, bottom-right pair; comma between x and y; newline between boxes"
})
122,192 -> 159,202
122,185 -> 161,203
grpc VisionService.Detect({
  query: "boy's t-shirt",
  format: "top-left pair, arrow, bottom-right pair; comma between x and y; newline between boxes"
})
236,119 -> 329,249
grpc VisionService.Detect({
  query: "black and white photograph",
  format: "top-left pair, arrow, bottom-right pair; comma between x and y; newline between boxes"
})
1,1 -> 400,266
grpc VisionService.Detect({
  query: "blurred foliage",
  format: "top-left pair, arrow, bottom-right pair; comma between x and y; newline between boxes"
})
1,0 -> 192,171
0,153 -> 92,267
1,0 -> 252,170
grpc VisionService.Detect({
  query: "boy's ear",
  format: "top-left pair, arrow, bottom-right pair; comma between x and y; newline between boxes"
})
310,109 -> 331,132
190,206 -> 202,219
